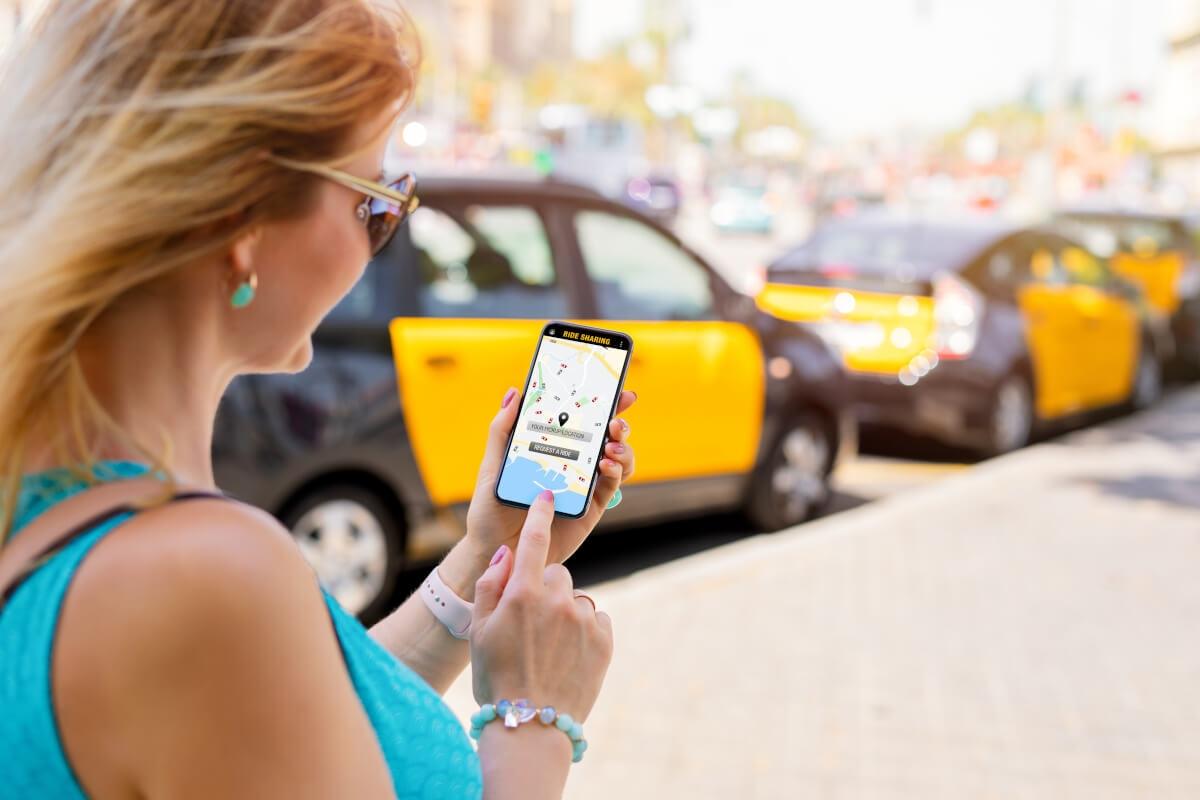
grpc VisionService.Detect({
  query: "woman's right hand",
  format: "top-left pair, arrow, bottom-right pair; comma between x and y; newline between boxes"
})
469,490 -> 613,724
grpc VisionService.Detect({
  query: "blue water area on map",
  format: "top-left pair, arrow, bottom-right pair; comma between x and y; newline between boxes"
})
497,456 -> 585,515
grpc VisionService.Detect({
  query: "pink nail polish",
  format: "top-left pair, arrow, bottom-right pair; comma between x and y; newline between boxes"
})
540,489 -> 555,502
501,388 -> 517,408
490,545 -> 507,566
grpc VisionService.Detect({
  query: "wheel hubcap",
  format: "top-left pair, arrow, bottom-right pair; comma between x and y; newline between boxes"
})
771,426 -> 829,523
993,379 -> 1030,453
292,499 -> 388,616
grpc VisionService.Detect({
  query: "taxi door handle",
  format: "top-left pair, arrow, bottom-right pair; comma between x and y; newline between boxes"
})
424,354 -> 458,369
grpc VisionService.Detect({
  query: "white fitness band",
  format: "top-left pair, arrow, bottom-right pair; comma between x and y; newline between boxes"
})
420,565 -> 473,640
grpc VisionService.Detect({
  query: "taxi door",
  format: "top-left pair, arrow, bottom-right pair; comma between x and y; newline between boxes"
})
1057,243 -> 1140,408
563,206 -> 765,483
1015,241 -> 1092,419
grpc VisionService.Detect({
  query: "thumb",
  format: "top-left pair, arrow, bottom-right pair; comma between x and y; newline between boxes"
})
472,387 -> 520,501
472,544 -> 513,623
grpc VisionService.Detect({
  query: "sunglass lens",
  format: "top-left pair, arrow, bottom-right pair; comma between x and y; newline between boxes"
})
365,176 -> 417,255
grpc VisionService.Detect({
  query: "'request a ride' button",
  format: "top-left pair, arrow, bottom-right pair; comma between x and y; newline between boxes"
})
530,442 -> 581,461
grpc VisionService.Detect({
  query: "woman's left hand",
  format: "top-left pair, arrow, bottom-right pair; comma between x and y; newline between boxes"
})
463,387 -> 638,569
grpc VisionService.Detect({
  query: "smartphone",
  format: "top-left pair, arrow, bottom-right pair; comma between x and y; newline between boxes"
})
495,321 -> 634,518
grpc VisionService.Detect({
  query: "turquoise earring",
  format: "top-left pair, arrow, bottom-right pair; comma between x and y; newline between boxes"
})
230,272 -> 257,309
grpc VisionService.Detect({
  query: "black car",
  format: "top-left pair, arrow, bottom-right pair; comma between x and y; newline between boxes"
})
213,173 -> 856,621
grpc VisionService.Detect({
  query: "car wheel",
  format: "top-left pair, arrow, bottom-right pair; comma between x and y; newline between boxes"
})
983,373 -> 1033,457
745,413 -> 832,531
1129,345 -> 1163,412
283,484 -> 404,623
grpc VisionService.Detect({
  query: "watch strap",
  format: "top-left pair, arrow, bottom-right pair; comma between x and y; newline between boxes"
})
420,565 -> 473,639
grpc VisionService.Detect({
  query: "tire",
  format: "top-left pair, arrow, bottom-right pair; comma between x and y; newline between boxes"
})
282,484 -> 405,624
981,372 -> 1034,458
744,412 -> 833,531
1128,344 -> 1164,412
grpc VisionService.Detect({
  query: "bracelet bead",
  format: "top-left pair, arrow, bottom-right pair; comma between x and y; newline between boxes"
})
470,699 -> 588,763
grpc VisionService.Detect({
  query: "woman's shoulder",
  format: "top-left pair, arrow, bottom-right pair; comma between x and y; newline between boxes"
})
54,492 -> 394,797
58,491 -> 331,696
64,491 -> 326,666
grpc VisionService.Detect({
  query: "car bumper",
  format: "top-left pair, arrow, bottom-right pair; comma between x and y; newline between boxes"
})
847,360 -> 994,447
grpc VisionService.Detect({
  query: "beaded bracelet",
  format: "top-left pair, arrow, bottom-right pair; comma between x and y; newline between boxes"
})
469,699 -> 589,764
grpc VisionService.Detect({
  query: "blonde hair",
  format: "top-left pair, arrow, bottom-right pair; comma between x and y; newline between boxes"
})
0,0 -> 420,545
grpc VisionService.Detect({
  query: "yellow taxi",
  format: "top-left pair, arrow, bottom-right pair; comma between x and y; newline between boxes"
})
757,216 -> 1164,456
1054,210 -> 1200,373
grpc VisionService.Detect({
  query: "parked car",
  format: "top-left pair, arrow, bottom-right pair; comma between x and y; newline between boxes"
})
213,174 -> 856,621
1054,209 -> 1200,373
710,183 -> 775,235
757,216 -> 1164,457
621,173 -> 682,227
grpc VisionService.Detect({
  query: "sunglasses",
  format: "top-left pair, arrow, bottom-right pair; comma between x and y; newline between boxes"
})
270,156 -> 419,256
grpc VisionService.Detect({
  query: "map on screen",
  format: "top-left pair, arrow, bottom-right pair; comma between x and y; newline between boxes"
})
496,326 -> 629,516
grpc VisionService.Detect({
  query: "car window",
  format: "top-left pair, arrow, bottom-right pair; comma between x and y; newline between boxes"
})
1058,244 -> 1111,288
1026,237 -> 1073,287
409,204 -> 568,319
1058,215 -> 1194,258
574,210 -> 716,321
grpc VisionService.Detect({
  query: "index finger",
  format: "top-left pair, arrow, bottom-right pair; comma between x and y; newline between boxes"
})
511,490 -> 556,588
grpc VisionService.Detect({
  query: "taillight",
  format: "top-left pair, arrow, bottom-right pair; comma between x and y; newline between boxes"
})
932,273 -> 984,360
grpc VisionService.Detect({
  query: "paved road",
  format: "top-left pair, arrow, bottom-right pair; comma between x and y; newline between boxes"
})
441,387 -> 1200,799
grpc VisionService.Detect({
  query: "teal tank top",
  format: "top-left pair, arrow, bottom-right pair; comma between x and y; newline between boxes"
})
0,460 -> 483,798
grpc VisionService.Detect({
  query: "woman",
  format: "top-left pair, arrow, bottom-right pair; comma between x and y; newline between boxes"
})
0,1 -> 636,798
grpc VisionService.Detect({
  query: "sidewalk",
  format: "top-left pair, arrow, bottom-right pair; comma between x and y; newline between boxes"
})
444,388 -> 1200,799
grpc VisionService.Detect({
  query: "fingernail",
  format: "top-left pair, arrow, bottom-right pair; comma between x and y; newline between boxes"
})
501,388 -> 517,409
608,442 -> 625,454
630,390 -> 638,401
490,545 -> 508,566
540,489 -> 555,502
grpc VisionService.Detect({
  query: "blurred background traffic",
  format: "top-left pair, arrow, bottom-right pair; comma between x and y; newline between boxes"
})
387,0 -> 1198,294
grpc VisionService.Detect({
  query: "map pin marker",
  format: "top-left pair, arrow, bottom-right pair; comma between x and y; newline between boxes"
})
558,412 -> 569,427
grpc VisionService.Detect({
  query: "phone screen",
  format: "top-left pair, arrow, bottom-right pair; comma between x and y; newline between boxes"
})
495,322 -> 633,517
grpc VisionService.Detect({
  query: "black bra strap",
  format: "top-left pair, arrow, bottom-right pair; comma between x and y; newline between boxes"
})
0,490 -> 231,608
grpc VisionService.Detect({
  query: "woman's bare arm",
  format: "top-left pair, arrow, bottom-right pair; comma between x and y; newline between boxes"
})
368,537 -> 490,694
